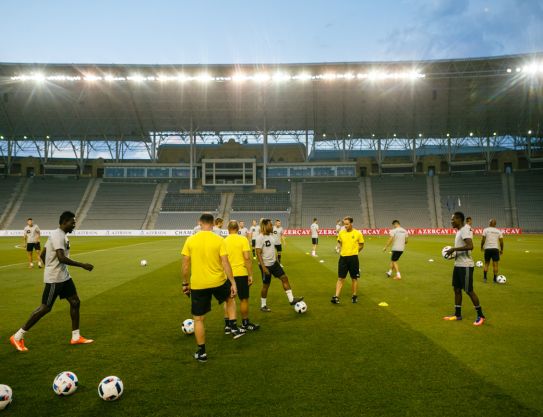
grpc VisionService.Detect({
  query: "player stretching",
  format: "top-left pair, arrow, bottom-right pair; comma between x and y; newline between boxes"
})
443,211 -> 486,326
331,216 -> 364,304
310,218 -> 319,257
256,218 -> 303,312
182,213 -> 244,362
23,218 -> 42,268
383,220 -> 408,280
481,219 -> 504,283
10,211 -> 94,352
223,220 -> 260,332
273,219 -> 285,264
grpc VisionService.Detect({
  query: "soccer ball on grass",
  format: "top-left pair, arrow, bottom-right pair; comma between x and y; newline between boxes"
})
0,385 -> 12,410
476,261 -> 483,267
181,319 -> 195,334
98,376 -> 124,401
294,301 -> 307,314
52,371 -> 78,396
496,275 -> 507,284
140,260 -> 148,267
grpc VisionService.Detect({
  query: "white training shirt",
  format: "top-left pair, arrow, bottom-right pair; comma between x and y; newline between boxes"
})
310,223 -> 319,239
335,224 -> 341,235
272,226 -> 284,245
44,228 -> 71,284
212,226 -> 223,237
24,224 -> 40,243
192,225 -> 201,235
482,227 -> 503,250
255,234 -> 276,266
454,224 -> 474,268
250,225 -> 260,240
390,227 -> 408,251
238,227 -> 249,237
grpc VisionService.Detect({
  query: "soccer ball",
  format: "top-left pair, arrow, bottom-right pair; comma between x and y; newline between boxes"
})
140,260 -> 147,267
52,371 -> 78,396
476,261 -> 483,267
181,319 -> 194,334
441,246 -> 455,260
98,376 -> 124,401
0,385 -> 12,410
294,301 -> 307,314
496,275 -> 507,284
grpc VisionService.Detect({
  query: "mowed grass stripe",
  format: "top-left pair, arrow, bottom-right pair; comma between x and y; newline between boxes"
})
1,259 -> 537,417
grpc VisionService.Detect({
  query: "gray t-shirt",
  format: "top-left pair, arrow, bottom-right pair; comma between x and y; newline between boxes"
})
24,224 -> 40,243
272,226 -> 284,245
390,227 -> 408,251
454,224 -> 474,267
482,227 -> 503,249
255,234 -> 276,266
238,227 -> 249,237
44,228 -> 71,283
310,223 -> 319,238
250,225 -> 260,240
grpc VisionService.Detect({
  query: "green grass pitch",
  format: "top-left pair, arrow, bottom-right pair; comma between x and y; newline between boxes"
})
0,234 -> 542,416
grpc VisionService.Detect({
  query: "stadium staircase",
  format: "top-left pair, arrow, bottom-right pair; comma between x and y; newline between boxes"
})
363,177 -> 375,228
142,183 -> 168,230
358,179 -> 372,228
288,181 -> 302,228
220,193 -> 234,223
0,177 -> 25,229
426,176 -> 439,228
75,178 -> 101,227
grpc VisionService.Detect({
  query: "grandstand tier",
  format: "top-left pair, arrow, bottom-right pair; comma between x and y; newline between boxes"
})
514,171 -> 543,232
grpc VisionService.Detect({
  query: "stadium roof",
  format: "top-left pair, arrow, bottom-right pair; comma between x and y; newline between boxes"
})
0,53 -> 542,141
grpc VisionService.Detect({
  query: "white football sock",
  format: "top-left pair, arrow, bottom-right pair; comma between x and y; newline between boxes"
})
14,328 -> 26,341
72,329 -> 80,340
285,289 -> 294,303
261,298 -> 267,308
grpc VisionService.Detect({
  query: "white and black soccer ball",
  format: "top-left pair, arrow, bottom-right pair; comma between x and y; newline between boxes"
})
98,376 -> 124,401
476,261 -> 483,268
52,371 -> 78,396
181,319 -> 194,335
294,301 -> 307,314
140,259 -> 148,267
496,275 -> 507,284
0,385 -> 12,410
441,246 -> 455,260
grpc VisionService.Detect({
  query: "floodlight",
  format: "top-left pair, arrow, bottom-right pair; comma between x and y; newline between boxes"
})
347,134 -> 351,138
272,72 -> 291,82
294,73 -> 312,81
506,68 -> 512,73
393,133 -> 397,137
418,133 -> 423,137
253,73 -> 271,83
469,132 -> 474,137
0,136 -> 3,139
24,136 -> 28,139
493,132 -> 497,136
528,130 -> 532,134
446,133 -> 450,137
46,135 -> 50,139
371,134 -> 375,137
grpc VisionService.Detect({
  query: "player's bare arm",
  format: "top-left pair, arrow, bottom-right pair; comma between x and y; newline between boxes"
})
182,255 -> 191,295
56,249 -> 94,271
220,255 -> 237,297
256,248 -> 268,275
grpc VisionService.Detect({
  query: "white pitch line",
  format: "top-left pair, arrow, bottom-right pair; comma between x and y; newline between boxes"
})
0,238 -> 179,270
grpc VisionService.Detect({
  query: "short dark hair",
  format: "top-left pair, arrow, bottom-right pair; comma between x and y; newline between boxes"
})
59,211 -> 75,225
260,218 -> 271,232
227,220 -> 239,231
313,218 -> 318,222
343,216 -> 353,224
453,211 -> 465,222
27,217 -> 32,221
214,217 -> 223,226
466,216 -> 472,221
392,220 -> 400,225
200,213 -> 214,225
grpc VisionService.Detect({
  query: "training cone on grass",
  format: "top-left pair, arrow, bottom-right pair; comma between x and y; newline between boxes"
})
378,302 -> 389,307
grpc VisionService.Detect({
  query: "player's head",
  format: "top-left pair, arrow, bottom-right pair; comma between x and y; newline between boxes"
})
59,211 -> 76,233
451,211 -> 465,229
313,218 -> 318,223
336,219 -> 341,224
466,216 -> 472,225
260,218 -> 273,234
239,220 -> 245,228
199,213 -> 214,228
214,217 -> 223,228
489,218 -> 497,227
26,217 -> 33,226
343,216 -> 354,231
275,219 -> 281,226
392,219 -> 400,227
252,219 -> 257,226
227,220 -> 239,234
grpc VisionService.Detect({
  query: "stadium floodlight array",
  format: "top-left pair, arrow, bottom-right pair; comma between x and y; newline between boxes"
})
9,70 -> 427,83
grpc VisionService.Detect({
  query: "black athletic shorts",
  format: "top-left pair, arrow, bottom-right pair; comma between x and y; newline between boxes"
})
190,280 -> 231,316
275,244 -> 282,252
42,279 -> 77,308
259,261 -> 285,285
252,239 -> 256,248
338,255 -> 360,279
391,251 -> 403,261
26,242 -> 41,252
484,249 -> 500,262
234,275 -> 250,300
312,238 -> 318,245
452,266 -> 474,292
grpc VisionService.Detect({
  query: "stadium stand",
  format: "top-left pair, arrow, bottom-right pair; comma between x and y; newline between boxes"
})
266,179 -> 292,192
371,176 -> 431,228
514,171 -> 543,231
439,173 -> 507,228
230,212 -> 290,228
154,212 -> 215,230
299,181 -> 361,228
81,182 -> 156,229
161,192 -> 222,212
0,177 -> 21,219
231,192 -> 290,211
7,177 -> 89,229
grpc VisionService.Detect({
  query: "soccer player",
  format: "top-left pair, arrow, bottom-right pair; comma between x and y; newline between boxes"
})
383,220 -> 408,280
23,218 -> 42,268
238,220 -> 249,238
10,211 -> 94,352
466,217 -> 473,227
310,218 -> 319,257
192,220 -> 202,235
213,217 -> 224,236
272,219 -> 285,264
256,218 -> 303,312
443,211 -> 486,326
223,220 -> 260,332
481,219 -> 504,283
182,213 -> 244,362
331,216 -> 365,304
249,219 -> 259,259
335,218 -> 344,253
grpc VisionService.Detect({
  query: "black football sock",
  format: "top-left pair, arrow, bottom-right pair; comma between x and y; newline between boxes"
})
242,318 -> 249,326
224,318 -> 229,326
475,306 -> 484,318
198,344 -> 206,354
484,271 -> 487,279
455,305 -> 462,317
